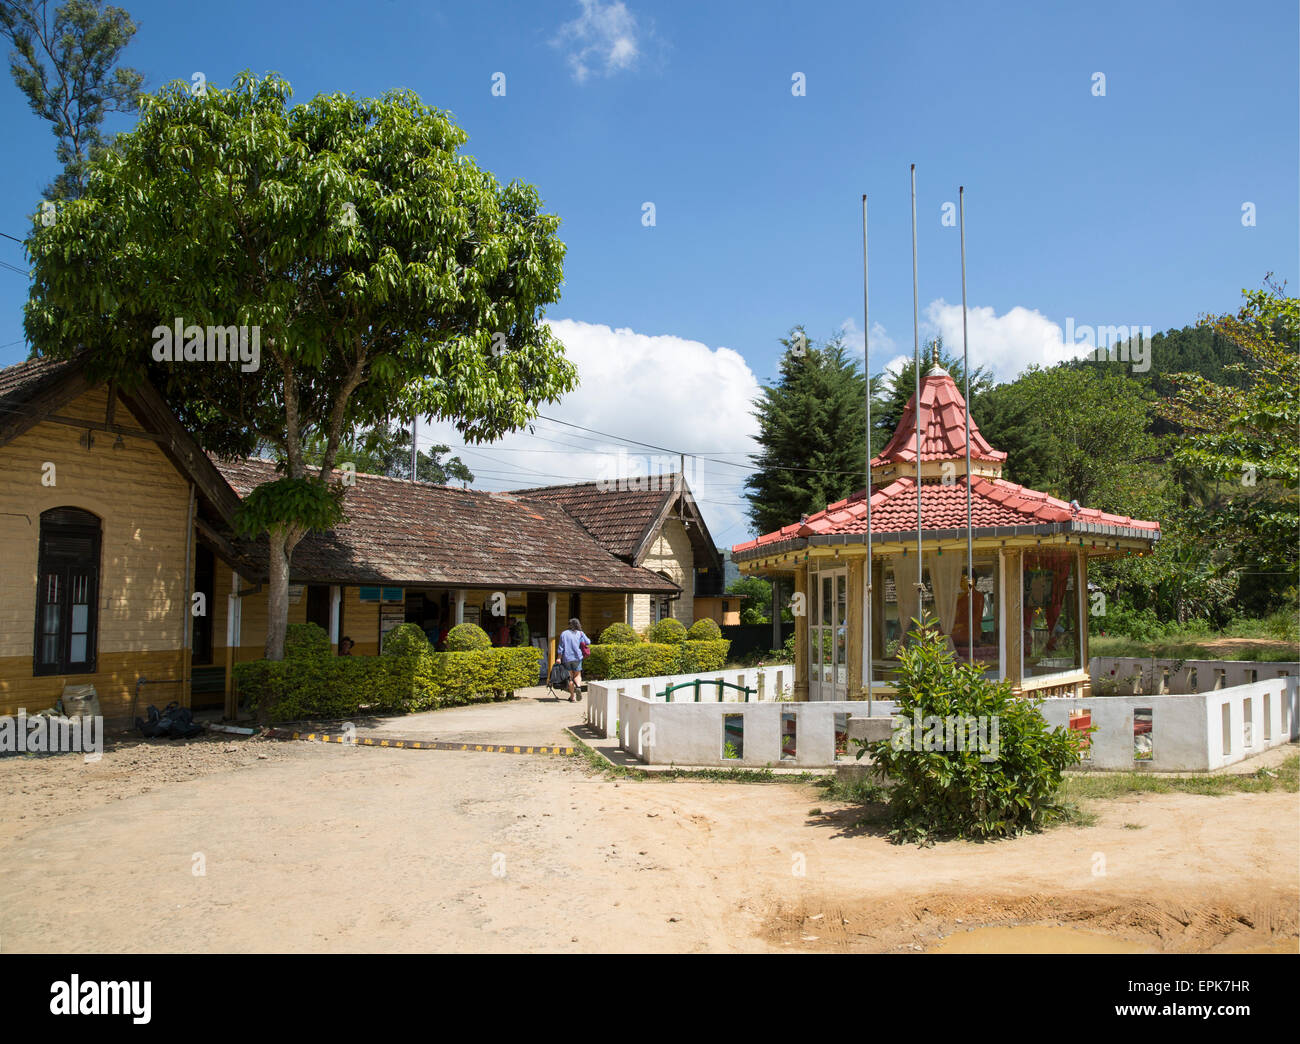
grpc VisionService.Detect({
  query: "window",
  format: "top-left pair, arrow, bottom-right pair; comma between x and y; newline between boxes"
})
192,545 -> 215,666
34,507 -> 102,676
1023,549 -> 1082,677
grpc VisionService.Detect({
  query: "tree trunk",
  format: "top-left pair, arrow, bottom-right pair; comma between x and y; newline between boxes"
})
265,527 -> 292,661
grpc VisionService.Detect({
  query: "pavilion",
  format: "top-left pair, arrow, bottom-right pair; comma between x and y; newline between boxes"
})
731,351 -> 1160,701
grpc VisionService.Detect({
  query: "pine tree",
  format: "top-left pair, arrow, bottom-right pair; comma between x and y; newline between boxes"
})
744,329 -> 872,535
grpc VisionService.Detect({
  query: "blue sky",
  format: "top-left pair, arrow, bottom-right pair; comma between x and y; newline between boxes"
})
0,0 -> 1296,546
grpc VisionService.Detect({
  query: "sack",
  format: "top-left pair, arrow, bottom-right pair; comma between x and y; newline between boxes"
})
548,661 -> 570,688
136,701 -> 204,739
579,641 -> 591,658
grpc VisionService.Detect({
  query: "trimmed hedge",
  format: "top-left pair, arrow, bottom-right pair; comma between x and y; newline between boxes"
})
598,621 -> 640,645
234,622 -> 541,722
445,622 -> 491,651
686,618 -> 722,641
647,617 -> 688,644
582,638 -> 730,681
285,621 -> 332,659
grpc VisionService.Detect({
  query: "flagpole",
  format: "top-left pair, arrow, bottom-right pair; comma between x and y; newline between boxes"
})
861,193 -> 872,715
911,165 -> 923,625
960,186 -> 974,667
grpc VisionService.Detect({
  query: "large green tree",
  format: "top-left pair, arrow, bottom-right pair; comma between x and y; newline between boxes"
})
745,329 -> 874,534
24,71 -> 576,658
1157,278 -> 1299,610
0,0 -> 144,200
302,423 -> 475,486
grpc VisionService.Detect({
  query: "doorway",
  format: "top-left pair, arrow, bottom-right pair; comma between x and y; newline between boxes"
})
809,567 -> 848,701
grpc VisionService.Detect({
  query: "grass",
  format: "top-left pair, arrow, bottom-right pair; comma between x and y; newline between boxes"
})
1061,754 -> 1299,800
1090,635 -> 1298,662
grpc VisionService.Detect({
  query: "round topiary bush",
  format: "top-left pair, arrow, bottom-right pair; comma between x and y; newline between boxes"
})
686,618 -> 722,641
383,622 -> 431,657
284,622 -> 331,659
599,622 -> 640,645
647,617 -> 687,645
445,622 -> 491,651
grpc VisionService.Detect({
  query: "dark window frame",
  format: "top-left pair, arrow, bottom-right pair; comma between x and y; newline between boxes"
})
33,507 -> 102,677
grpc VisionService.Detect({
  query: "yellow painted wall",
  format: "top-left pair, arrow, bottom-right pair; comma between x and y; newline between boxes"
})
640,517 -> 694,624
0,387 -> 192,719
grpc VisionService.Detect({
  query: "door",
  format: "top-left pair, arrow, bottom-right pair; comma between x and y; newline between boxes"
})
809,568 -> 848,701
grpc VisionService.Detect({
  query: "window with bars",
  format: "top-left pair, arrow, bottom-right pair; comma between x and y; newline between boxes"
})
34,507 -> 101,676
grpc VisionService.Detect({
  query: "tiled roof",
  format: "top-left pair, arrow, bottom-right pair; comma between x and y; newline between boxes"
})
872,370 -> 1006,466
510,476 -> 677,560
0,355 -> 74,403
733,476 -> 1160,553
217,458 -> 679,592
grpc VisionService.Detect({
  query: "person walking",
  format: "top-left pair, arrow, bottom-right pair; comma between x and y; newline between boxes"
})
557,617 -> 590,702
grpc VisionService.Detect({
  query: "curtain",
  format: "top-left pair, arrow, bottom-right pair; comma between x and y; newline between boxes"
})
926,552 -> 963,636
1024,551 -> 1073,650
891,555 -> 919,637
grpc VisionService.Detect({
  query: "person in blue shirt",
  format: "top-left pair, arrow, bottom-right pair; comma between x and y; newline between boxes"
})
556,618 -> 590,702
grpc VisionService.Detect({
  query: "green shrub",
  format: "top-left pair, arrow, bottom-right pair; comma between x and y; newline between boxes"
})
686,618 -> 722,640
676,638 -> 730,673
582,639 -> 730,680
864,622 -> 1082,845
285,621 -> 331,660
445,622 -> 491,651
382,622 -> 431,657
599,621 -> 640,645
783,632 -> 797,661
414,647 -> 541,709
647,617 -> 687,644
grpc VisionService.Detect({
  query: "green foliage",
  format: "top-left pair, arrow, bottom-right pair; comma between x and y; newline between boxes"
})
782,631 -> 797,661
445,622 -> 491,651
745,330 -> 876,535
284,621 -> 332,659
722,741 -> 739,760
598,622 -> 640,645
647,617 -> 687,645
303,422 -> 474,485
583,639 -> 730,680
686,618 -> 722,640
864,624 -> 1081,845
235,640 -> 540,722
727,575 -> 772,624
381,622 -> 431,657
0,0 -> 145,200
233,475 -> 346,539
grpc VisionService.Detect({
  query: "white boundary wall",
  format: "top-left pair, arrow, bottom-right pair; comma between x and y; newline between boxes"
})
1089,657 -> 1298,694
616,694 -> 899,768
586,665 -> 797,739
1037,677 -> 1297,771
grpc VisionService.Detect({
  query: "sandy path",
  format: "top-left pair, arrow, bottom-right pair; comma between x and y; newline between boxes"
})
0,735 -> 1296,953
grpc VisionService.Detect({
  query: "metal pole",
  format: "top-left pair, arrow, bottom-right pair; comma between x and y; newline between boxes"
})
960,186 -> 974,667
910,165 -> 923,625
411,415 -> 419,481
861,193 -> 872,715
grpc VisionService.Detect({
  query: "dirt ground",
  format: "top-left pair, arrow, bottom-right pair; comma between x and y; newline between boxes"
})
1,720 -> 1297,954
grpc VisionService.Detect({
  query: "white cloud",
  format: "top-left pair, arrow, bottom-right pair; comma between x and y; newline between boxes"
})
837,316 -> 897,372
922,298 -> 1095,380
418,318 -> 763,548
554,0 -> 642,84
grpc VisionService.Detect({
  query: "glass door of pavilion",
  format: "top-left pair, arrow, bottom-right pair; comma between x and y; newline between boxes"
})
810,567 -> 848,701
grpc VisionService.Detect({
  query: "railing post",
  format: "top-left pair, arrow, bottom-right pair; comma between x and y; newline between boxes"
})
694,679 -> 701,702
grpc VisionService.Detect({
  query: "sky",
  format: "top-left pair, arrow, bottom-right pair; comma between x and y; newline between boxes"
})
0,0 -> 1296,548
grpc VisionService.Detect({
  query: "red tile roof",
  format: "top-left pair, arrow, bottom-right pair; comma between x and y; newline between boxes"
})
872,371 -> 1006,466
733,477 -> 1159,554
217,458 -> 679,592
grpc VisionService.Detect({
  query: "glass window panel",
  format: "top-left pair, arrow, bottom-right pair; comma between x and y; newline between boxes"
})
821,576 -> 832,628
71,604 -> 88,632
69,635 -> 87,662
1023,550 -> 1081,677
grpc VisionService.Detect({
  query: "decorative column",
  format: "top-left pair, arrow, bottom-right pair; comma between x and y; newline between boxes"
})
793,563 -> 809,701
1079,547 -> 1092,697
454,589 -> 466,625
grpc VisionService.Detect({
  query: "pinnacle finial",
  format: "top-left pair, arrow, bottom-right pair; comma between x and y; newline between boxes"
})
931,341 -> 940,367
